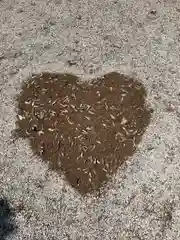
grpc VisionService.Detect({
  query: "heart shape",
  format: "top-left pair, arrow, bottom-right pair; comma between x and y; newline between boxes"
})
15,72 -> 151,195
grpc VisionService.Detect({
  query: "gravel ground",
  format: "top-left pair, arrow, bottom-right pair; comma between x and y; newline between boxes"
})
1,0 -> 180,239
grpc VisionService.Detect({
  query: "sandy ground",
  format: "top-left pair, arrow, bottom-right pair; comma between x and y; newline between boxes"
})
1,0 -> 180,239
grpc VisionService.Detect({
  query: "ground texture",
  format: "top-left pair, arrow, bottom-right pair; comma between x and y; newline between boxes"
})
1,0 -> 180,239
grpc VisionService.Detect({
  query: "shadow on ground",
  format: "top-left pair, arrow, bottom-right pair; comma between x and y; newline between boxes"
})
0,198 -> 16,240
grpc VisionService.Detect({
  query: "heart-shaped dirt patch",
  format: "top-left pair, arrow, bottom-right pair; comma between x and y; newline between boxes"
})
15,72 -> 151,195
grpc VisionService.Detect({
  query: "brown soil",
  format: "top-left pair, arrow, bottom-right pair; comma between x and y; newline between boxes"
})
15,72 -> 152,195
